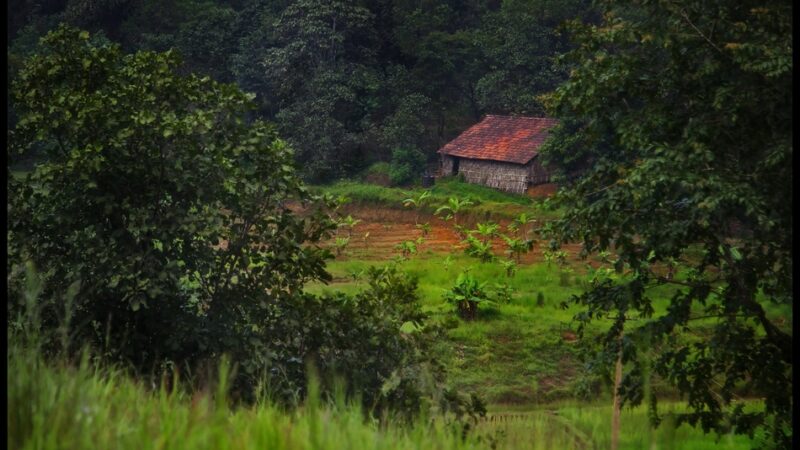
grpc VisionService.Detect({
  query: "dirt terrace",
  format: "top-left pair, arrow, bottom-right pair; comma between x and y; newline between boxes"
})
328,207 -> 586,264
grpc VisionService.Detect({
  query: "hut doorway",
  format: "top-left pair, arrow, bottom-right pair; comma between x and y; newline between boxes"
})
452,157 -> 460,175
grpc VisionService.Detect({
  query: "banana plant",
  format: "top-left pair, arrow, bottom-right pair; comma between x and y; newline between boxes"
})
334,237 -> 350,257
507,212 -> 536,239
443,271 -> 490,320
338,214 -> 362,239
499,259 -> 517,278
362,231 -> 371,253
501,235 -> 534,263
415,222 -> 432,237
402,190 -> 432,225
442,255 -> 454,271
395,240 -> 418,259
462,235 -> 495,262
461,222 -> 499,262
435,196 -> 474,231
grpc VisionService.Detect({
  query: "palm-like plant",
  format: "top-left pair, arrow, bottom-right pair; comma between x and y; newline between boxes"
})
395,240 -> 418,259
415,222 -> 432,237
434,196 -> 474,230
443,271 -> 490,320
461,222 -> 499,262
334,237 -> 350,256
402,190 -> 432,225
507,212 -> 536,239
462,235 -> 495,262
501,235 -> 534,263
338,214 -> 362,239
499,259 -> 517,278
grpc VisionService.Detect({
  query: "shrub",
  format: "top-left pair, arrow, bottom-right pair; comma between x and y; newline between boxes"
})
443,272 -> 491,320
388,147 -> 426,186
360,162 -> 391,186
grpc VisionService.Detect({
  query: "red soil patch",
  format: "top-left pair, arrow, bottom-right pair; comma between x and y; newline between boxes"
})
561,331 -> 578,342
329,210 -> 586,264
526,183 -> 558,198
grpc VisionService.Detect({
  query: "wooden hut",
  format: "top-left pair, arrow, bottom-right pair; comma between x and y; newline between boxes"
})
437,115 -> 558,194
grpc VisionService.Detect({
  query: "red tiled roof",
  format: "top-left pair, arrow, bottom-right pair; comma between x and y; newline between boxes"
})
438,115 -> 559,165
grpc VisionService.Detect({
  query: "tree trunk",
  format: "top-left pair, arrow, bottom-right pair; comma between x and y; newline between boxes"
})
611,331 -> 624,450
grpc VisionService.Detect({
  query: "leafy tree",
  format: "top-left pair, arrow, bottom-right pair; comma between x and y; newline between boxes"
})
476,0 -> 592,115
540,0 -> 791,445
388,147 -> 426,186
172,3 -> 239,82
260,0 -> 380,181
7,26 -> 346,400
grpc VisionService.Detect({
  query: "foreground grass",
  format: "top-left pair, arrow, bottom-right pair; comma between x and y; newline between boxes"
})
8,343 -> 761,450
8,344 -> 488,450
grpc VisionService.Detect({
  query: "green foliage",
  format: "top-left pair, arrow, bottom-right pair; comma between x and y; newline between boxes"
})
334,237 -> 351,257
389,147 -> 427,186
499,260 -> 517,278
416,222 -> 432,237
475,0 -> 592,115
436,196 -> 475,232
501,235 -> 535,263
492,283 -> 515,304
8,26 -> 337,379
541,0 -> 792,445
360,162 -> 392,186
403,189 -> 432,209
395,240 -> 418,260
259,0 -> 378,182
443,272 -> 491,321
6,28 -> 443,414
462,235 -> 494,263
461,223 -> 500,263
337,214 -> 362,238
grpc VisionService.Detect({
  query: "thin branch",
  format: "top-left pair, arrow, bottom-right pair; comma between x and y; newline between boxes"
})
679,9 -> 723,54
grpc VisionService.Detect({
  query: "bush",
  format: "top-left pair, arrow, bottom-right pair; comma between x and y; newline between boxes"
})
388,147 -> 426,186
7,27 -> 448,412
442,272 -> 491,321
360,162 -> 392,186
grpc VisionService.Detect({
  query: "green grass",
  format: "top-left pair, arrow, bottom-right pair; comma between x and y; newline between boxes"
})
312,177 -> 560,221
8,343 -> 487,450
554,401 -> 763,450
8,342 -> 762,450
309,256 -> 612,404
308,254 -> 793,406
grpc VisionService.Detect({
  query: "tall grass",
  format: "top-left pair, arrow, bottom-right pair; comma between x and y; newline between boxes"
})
7,341 -> 763,450
8,341 -> 491,450
8,265 -> 770,450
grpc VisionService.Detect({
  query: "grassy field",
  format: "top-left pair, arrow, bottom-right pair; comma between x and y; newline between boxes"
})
312,177 -> 562,222
305,179 -> 792,408
308,254 -> 795,406
9,178 -> 789,449
8,342 -> 762,450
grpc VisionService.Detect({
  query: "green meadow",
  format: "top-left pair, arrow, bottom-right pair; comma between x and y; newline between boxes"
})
9,341 -> 762,450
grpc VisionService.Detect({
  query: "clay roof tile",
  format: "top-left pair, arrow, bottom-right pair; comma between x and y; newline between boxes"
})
438,115 -> 559,164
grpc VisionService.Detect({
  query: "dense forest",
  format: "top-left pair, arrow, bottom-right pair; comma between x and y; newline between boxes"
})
7,1 -> 792,449
8,0 -> 595,182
